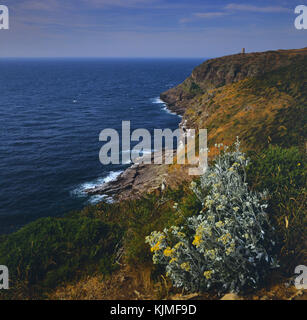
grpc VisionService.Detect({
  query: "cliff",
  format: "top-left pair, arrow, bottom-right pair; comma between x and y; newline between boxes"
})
87,48 -> 307,201
161,48 -> 307,114
161,48 -> 307,151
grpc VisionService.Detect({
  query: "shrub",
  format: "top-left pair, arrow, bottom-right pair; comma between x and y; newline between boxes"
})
146,140 -> 278,294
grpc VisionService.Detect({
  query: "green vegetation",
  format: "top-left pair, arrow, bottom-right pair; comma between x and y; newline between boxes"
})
0,144 -> 305,299
179,55 -> 307,153
147,141 -> 278,294
181,81 -> 204,97
188,82 -> 203,95
0,217 -> 122,298
72,187 -> 201,266
241,60 -> 307,148
246,146 -> 307,271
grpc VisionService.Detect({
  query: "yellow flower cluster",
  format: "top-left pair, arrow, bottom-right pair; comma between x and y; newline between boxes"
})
205,249 -> 216,260
192,235 -> 203,247
149,234 -> 166,252
218,233 -> 232,245
180,262 -> 191,272
170,258 -> 178,264
226,243 -> 236,256
177,232 -> 186,238
204,226 -> 212,237
163,247 -> 175,257
174,242 -> 184,249
192,224 -> 213,247
151,241 -> 161,252
205,199 -> 214,208
203,270 -> 213,279
215,221 -> 224,228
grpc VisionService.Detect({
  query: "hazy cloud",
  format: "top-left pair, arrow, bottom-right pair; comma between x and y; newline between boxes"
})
180,3 -> 291,24
225,4 -> 291,13
180,11 -> 228,23
81,0 -> 158,8
12,0 -> 61,11
194,12 -> 228,18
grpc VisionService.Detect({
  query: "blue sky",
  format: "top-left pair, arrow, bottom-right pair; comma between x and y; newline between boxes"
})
0,0 -> 306,57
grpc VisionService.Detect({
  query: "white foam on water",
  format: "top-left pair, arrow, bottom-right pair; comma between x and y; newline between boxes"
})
71,170 -> 123,201
152,97 -> 165,104
87,194 -> 114,205
121,149 -> 153,162
102,170 -> 123,184
123,159 -> 132,165
151,97 -> 182,118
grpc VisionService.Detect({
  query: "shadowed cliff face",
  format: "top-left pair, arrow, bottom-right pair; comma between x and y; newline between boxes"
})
161,48 -> 307,151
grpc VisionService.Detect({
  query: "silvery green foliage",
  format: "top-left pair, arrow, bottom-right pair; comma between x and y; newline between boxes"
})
146,139 -> 278,294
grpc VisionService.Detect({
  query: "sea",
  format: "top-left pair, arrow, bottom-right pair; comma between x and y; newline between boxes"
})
0,58 -> 203,234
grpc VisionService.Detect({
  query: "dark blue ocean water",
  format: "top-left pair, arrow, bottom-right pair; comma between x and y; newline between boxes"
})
0,58 -> 203,234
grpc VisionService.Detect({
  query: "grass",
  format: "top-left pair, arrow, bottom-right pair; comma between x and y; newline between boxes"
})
0,217 -> 122,299
246,145 -> 307,272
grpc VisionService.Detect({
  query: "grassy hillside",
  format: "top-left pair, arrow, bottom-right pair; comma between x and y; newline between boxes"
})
161,48 -> 307,115
181,59 -> 306,151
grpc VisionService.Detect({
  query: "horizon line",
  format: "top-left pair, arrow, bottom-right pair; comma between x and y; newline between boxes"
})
0,56 -> 208,60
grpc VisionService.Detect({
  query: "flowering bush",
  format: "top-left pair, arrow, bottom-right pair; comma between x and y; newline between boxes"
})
146,139 -> 278,293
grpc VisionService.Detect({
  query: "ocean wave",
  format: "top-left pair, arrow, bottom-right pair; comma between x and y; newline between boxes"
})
87,194 -> 113,205
151,97 -> 182,117
151,97 -> 165,104
71,170 -> 123,202
121,149 -> 153,164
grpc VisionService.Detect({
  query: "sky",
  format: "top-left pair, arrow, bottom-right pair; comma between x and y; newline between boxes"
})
0,0 -> 306,58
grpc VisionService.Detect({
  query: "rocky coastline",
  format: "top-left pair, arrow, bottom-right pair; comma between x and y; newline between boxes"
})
85,48 -> 307,202
85,106 -> 191,201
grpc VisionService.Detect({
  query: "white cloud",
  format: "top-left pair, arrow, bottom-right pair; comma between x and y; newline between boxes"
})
81,0 -> 157,8
14,0 -> 61,11
194,12 -> 228,19
12,0 -> 157,11
180,11 -> 228,23
180,3 -> 291,24
225,4 -> 291,13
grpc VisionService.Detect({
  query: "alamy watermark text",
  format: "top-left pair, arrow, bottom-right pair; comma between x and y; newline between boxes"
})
295,5 -> 307,29
0,5 -> 9,30
99,121 -> 208,176
0,265 -> 9,289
